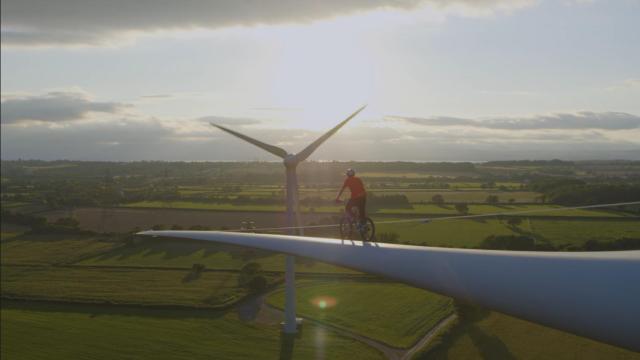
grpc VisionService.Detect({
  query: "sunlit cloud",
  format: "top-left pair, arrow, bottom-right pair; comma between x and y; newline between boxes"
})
606,78 -> 640,92
197,116 -> 262,126
387,112 -> 640,130
1,0 -> 538,47
0,90 -> 129,124
3,117 -> 639,161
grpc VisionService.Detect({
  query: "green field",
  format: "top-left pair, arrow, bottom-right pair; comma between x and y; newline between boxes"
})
122,201 -> 624,218
76,236 -> 354,273
379,204 -> 623,217
123,201 -> 286,212
0,201 -> 31,209
376,218 -> 640,248
420,310 -> 640,359
297,188 -> 539,203
386,191 -> 538,203
268,281 -> 454,348
0,223 -> 29,241
529,219 -> 640,247
376,218 -> 516,248
1,266 -> 252,308
1,234 -> 121,265
1,301 -> 384,360
0,232 -> 350,274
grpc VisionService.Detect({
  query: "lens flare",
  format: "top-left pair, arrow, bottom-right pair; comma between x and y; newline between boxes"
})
310,296 -> 337,310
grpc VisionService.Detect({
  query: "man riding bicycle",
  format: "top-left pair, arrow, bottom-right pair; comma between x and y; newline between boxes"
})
335,168 -> 367,225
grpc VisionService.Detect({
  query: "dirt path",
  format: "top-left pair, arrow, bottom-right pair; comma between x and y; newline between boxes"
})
240,291 -> 456,360
400,313 -> 457,360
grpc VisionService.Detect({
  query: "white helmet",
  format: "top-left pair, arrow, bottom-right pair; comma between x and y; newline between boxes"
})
346,168 -> 355,177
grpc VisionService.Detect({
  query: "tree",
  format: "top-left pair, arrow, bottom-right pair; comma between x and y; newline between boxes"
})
54,217 -> 79,229
431,194 -> 445,205
239,262 -> 266,292
506,217 -> 522,227
455,203 -> 469,215
485,195 -> 499,204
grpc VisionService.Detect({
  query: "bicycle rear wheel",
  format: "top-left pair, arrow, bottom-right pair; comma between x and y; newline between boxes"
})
339,217 -> 354,240
359,217 -> 376,242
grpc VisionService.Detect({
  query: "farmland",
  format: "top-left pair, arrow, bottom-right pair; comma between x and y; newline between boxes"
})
1,266 -> 253,308
0,223 -> 29,241
2,301 -> 384,360
75,236 -> 353,274
1,233 -> 121,265
268,281 -> 454,348
377,218 -> 640,248
1,160 -> 639,359
418,308 -> 640,359
122,201 -> 624,217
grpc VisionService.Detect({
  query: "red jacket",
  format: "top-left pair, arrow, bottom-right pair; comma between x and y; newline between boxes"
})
343,176 -> 366,199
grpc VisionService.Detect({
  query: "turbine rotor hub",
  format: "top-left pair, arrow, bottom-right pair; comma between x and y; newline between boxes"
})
284,154 -> 298,168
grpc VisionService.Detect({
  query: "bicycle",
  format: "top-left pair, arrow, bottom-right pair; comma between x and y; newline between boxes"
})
336,200 -> 376,242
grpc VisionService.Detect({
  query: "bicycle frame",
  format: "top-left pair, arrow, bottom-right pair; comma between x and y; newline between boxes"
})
339,203 -> 375,242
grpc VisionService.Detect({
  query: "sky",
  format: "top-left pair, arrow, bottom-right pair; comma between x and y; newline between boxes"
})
1,0 -> 639,161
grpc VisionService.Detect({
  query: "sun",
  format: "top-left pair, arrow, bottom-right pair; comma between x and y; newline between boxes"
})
254,16 -> 383,129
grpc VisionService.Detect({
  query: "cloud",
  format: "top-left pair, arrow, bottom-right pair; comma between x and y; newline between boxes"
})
2,115 -> 639,161
197,116 -> 261,126
139,94 -> 174,100
387,111 -> 640,130
1,91 -> 127,124
606,78 -> 640,92
1,0 -> 535,46
2,89 -> 634,161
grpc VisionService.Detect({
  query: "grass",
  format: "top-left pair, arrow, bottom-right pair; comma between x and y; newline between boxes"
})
122,201 -> 624,218
0,201 -> 32,208
419,310 -> 640,359
1,231 -> 353,273
529,219 -> 640,248
376,219 -> 518,248
376,218 -> 640,249
379,204 -> 623,217
123,201 -> 286,212
1,265 -> 255,308
376,190 -> 538,203
1,223 -> 30,241
295,189 -> 538,203
77,237 -> 355,274
43,207 -> 311,234
267,281 -> 454,348
1,301 -> 384,360
1,233 -> 121,265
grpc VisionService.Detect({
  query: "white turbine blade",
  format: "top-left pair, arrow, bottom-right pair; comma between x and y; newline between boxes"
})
294,105 -> 366,163
138,230 -> 640,352
211,123 -> 288,159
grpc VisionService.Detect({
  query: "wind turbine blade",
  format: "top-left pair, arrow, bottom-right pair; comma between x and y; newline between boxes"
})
138,230 -> 640,352
211,123 -> 288,159
294,105 -> 367,163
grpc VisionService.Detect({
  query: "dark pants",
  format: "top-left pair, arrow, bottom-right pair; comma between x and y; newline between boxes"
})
346,196 -> 367,223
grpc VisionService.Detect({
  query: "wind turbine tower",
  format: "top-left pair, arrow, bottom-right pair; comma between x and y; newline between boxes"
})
211,105 -> 366,333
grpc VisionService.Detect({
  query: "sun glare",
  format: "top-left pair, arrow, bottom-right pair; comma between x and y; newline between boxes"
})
251,14 -> 393,129
310,295 -> 337,310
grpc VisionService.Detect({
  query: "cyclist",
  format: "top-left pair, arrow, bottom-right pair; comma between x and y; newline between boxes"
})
335,168 -> 367,226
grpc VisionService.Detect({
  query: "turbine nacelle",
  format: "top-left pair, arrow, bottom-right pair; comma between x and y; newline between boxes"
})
284,154 -> 298,168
